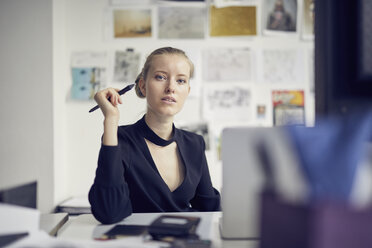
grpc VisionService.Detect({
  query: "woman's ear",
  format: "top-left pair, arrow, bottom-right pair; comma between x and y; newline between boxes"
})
139,78 -> 146,97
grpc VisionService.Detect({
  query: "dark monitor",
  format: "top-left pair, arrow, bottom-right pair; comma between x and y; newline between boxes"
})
0,181 -> 37,208
315,0 -> 372,118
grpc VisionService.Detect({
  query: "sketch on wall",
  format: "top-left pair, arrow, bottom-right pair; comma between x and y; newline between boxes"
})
209,6 -> 257,36
263,0 -> 298,34
203,85 -> 252,121
112,49 -> 140,84
113,8 -> 152,38
213,0 -> 257,8
259,49 -> 304,83
158,6 -> 205,39
202,47 -> 253,82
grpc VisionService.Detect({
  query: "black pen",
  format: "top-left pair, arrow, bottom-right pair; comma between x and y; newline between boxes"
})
88,83 -> 135,113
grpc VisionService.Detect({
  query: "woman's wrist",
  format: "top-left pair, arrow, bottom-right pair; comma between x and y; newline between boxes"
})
102,117 -> 119,146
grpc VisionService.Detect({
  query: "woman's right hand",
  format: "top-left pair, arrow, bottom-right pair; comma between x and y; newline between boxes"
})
94,88 -> 123,121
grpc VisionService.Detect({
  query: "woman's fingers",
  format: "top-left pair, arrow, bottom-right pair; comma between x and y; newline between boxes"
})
94,87 -> 123,107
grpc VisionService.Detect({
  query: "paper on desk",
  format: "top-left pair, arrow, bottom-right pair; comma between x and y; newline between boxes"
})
7,231 -> 167,248
0,203 -> 40,235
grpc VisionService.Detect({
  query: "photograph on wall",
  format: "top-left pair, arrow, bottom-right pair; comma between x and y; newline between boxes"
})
112,49 -> 140,84
203,85 -> 252,121
158,6 -> 206,39
301,0 -> 314,40
257,104 -> 267,119
259,49 -> 304,84
71,67 -> 106,100
70,51 -> 107,100
209,5 -> 257,37
272,90 -> 304,126
179,122 -> 210,150
263,0 -> 297,35
202,47 -> 253,82
113,8 -> 152,38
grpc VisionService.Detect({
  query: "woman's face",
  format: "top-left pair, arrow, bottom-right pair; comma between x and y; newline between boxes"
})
139,54 -> 191,118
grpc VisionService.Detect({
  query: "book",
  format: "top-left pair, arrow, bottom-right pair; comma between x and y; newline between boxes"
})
56,196 -> 91,215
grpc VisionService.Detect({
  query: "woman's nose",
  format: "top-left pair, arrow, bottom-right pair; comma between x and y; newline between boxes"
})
165,79 -> 176,93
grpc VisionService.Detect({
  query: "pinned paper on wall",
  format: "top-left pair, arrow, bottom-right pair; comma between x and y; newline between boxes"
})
272,90 -> 305,126
110,0 -> 152,5
209,5 -> 257,36
213,0 -> 257,8
263,0 -> 298,35
202,47 -> 253,82
203,85 -> 252,121
259,49 -> 304,84
71,51 -> 107,68
113,8 -> 152,38
112,49 -> 140,84
301,0 -> 314,40
308,49 -> 314,93
71,68 -> 106,100
183,47 -> 202,98
158,6 -> 206,39
70,51 -> 107,100
179,122 -> 210,150
257,104 -> 267,119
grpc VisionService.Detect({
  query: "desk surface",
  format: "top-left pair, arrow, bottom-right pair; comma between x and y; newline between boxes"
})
58,212 -> 258,248
40,213 -> 68,236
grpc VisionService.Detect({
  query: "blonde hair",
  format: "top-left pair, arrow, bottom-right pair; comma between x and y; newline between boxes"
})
135,47 -> 194,98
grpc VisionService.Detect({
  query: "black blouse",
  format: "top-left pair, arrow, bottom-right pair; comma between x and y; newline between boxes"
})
88,116 -> 221,224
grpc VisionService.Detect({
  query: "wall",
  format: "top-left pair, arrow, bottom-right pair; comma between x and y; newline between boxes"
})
55,0 -> 314,203
0,0 -> 54,212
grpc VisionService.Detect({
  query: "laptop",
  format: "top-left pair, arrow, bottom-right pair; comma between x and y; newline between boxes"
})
219,127 -> 306,239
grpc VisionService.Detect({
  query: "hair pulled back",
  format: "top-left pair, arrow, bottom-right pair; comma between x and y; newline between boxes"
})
135,47 -> 194,98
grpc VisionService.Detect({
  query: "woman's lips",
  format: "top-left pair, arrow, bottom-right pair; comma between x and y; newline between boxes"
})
161,96 -> 176,103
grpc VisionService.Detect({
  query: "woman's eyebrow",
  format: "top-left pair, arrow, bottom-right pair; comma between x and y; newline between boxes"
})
153,70 -> 188,77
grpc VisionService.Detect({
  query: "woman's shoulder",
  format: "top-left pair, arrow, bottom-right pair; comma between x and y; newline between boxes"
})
176,128 -> 205,146
117,121 -> 141,140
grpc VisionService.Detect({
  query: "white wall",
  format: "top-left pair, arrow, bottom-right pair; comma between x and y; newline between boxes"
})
52,0 -> 314,204
0,0 -> 54,212
0,0 -> 315,212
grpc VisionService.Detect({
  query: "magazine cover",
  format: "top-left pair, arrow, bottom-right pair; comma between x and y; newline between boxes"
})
272,90 -> 305,126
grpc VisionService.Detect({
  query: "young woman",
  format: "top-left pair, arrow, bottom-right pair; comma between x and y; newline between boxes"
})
89,47 -> 221,224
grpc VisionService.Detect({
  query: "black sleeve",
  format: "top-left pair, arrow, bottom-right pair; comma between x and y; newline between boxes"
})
190,137 -> 221,211
88,144 -> 132,224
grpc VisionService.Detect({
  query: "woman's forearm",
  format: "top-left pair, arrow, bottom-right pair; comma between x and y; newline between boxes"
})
102,117 -> 119,146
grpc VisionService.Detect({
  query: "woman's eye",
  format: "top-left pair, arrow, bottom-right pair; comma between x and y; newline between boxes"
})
155,75 -> 166,80
177,79 -> 187,84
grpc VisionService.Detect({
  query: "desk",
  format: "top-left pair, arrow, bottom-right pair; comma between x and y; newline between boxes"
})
40,213 -> 68,236
58,212 -> 258,248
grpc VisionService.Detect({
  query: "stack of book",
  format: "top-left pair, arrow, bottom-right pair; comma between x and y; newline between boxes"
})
56,196 -> 91,215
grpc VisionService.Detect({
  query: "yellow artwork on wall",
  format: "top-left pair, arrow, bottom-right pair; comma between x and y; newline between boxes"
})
113,9 -> 152,38
210,6 -> 257,37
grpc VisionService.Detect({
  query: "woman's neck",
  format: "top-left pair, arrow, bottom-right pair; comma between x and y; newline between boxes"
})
145,112 -> 174,140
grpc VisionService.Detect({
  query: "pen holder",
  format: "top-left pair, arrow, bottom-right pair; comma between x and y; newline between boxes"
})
259,190 -> 372,248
